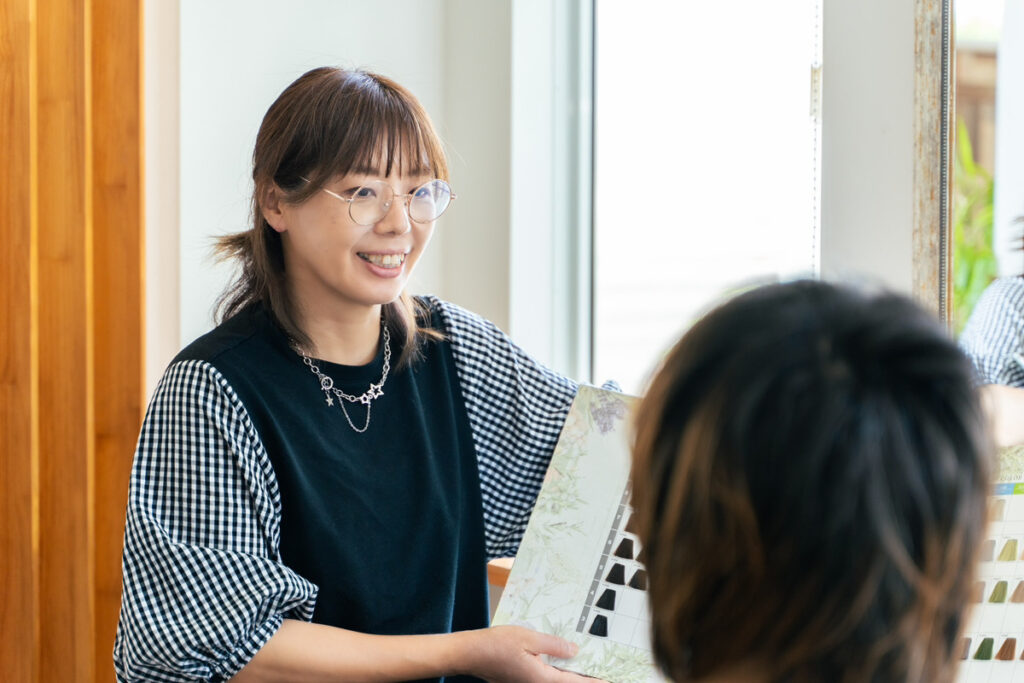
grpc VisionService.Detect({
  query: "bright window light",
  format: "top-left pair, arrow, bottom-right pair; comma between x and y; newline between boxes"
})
593,0 -> 822,393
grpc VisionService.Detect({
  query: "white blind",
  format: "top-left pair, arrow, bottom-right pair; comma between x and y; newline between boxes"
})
593,0 -> 822,394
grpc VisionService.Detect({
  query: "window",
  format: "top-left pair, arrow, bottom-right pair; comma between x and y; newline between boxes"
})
592,0 -> 822,393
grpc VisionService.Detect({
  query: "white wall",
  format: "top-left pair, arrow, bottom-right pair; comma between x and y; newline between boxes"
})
439,0 -> 513,333
178,0 -> 447,344
145,0 -> 181,396
146,0 -> 516,395
820,0 -> 916,293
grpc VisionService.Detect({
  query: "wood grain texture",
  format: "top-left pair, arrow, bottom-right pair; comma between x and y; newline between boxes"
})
91,1 -> 145,679
912,0 -> 952,320
0,0 -> 40,681
2,1 -> 144,680
487,558 -> 513,588
36,0 -> 96,679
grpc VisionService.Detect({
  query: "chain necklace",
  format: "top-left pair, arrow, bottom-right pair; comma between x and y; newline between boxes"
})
297,326 -> 391,433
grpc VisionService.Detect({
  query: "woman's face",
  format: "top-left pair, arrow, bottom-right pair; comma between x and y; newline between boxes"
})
269,169 -> 437,315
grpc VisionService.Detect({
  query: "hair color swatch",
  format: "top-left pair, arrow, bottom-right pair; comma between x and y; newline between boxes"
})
606,563 -> 626,585
596,589 -> 616,610
490,388 -> 653,679
959,488 -> 1024,681
576,488 -> 651,650
628,569 -> 648,591
991,498 -> 1006,522
982,539 -> 996,562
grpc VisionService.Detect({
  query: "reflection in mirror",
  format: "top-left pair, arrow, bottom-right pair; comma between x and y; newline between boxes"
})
955,2 -> 1024,446
953,0 -> 1001,334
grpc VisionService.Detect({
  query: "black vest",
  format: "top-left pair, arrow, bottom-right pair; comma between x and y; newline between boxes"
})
176,303 -> 488,682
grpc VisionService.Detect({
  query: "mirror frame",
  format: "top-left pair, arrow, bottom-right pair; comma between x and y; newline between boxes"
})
913,0 -> 954,321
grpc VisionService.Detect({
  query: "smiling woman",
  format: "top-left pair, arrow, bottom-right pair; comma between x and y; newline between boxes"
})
113,67 -> 588,682
214,68 -> 448,365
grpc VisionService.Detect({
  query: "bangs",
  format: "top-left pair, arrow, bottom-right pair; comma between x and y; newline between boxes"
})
261,68 -> 448,198
342,111 -> 440,179
305,71 -> 447,186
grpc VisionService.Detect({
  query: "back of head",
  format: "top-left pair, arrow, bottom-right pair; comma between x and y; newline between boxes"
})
630,280 -> 993,683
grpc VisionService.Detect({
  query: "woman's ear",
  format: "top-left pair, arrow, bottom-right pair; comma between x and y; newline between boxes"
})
261,185 -> 288,233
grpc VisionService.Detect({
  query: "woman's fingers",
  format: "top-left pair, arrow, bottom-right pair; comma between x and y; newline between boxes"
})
525,631 -> 579,659
464,625 -> 592,682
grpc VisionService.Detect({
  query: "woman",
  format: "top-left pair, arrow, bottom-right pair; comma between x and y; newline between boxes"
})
960,263 -> 1024,446
630,281 -> 991,682
115,67 -> 582,682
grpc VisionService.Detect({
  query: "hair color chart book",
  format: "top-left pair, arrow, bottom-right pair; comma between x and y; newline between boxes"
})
960,446 -> 1024,683
492,386 -> 666,683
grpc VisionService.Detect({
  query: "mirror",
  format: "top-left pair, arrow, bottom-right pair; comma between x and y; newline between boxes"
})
951,0 -> 1020,334
951,1 -> 1024,449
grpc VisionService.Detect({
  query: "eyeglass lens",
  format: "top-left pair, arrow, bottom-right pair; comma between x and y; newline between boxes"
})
349,179 -> 452,225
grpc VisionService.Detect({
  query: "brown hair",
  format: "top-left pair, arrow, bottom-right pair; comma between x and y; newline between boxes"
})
631,280 -> 992,683
215,67 -> 447,366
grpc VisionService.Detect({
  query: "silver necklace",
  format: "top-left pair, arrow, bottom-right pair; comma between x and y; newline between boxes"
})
297,326 -> 391,433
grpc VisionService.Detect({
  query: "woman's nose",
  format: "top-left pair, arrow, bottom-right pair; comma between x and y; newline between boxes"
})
375,195 -> 412,235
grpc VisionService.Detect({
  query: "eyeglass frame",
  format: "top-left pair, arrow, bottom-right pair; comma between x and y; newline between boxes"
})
298,175 -> 456,226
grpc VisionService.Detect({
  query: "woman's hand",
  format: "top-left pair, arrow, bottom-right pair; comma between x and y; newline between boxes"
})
981,384 -> 1024,448
458,625 -> 584,683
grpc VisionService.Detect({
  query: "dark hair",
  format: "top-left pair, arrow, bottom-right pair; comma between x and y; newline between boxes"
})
215,67 -> 447,365
631,280 -> 993,683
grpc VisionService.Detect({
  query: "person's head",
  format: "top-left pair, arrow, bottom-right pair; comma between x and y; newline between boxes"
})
217,67 -> 450,364
630,280 -> 992,683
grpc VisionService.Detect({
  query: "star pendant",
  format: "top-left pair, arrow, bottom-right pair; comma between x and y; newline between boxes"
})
325,396 -> 334,406
361,383 -> 384,404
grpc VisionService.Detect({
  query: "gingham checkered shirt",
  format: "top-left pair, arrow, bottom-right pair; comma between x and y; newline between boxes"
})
960,276 -> 1024,386
114,297 -> 579,682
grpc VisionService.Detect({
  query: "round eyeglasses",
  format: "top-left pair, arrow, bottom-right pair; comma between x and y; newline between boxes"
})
304,177 -> 456,226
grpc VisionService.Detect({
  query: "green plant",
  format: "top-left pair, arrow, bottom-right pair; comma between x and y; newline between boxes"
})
953,117 -> 996,334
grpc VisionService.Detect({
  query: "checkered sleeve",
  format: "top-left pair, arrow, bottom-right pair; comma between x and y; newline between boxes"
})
960,277 -> 1024,387
114,360 -> 318,682
427,297 -> 580,560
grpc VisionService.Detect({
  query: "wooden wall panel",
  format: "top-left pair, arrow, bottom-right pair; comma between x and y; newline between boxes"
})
0,0 -> 144,680
0,0 -> 40,681
91,0 -> 144,678
36,0 -> 96,680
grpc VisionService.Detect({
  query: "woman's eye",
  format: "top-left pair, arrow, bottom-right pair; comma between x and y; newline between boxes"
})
353,186 -> 377,199
414,186 -> 433,199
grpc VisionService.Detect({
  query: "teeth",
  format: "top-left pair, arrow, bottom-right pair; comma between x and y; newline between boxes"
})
360,253 -> 405,268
